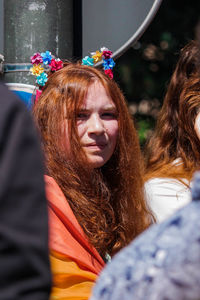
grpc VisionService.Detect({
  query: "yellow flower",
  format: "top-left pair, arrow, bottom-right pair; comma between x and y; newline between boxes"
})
30,64 -> 44,76
92,51 -> 102,63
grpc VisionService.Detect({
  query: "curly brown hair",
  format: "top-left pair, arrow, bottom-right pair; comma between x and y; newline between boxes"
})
145,40 -> 200,182
33,63 -> 152,258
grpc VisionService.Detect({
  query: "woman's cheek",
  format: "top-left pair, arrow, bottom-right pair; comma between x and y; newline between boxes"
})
107,120 -> 119,136
77,123 -> 86,138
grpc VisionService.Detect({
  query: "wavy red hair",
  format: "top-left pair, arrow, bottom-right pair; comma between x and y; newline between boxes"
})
33,63 -> 152,257
145,40 -> 200,182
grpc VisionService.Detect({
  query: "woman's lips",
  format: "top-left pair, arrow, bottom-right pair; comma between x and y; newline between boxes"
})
84,142 -> 107,150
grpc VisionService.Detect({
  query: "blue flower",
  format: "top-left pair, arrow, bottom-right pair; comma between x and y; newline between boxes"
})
36,72 -> 48,86
103,58 -> 115,70
41,51 -> 52,65
82,56 -> 94,66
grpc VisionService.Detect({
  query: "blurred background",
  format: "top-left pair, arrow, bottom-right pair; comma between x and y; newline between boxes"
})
115,0 -> 200,147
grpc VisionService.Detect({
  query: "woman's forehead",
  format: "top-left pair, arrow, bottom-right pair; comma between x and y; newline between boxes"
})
79,81 -> 115,109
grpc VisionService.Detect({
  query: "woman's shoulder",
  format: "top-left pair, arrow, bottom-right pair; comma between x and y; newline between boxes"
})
44,175 -> 62,195
145,177 -> 189,193
44,175 -> 81,230
44,175 -> 70,210
44,175 -> 105,275
144,177 -> 191,223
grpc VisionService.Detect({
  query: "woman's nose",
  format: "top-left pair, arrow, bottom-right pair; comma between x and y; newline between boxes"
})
87,114 -> 104,135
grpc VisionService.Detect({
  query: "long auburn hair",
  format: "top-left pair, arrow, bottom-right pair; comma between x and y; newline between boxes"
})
33,63 -> 152,257
145,40 -> 200,182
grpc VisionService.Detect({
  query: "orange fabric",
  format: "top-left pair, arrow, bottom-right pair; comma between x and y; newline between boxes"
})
45,175 -> 105,299
49,251 -> 97,300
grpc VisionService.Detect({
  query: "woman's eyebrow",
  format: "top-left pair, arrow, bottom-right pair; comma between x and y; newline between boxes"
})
78,106 -> 117,112
78,108 -> 89,112
103,106 -> 117,111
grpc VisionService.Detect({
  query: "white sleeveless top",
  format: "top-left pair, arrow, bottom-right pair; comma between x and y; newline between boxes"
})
145,177 -> 192,223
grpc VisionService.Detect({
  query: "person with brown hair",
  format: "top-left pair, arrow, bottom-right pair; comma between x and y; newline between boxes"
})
144,40 -> 200,223
33,62 -> 152,299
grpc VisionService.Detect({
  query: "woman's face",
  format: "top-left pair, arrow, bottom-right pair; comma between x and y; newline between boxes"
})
75,81 -> 119,168
194,112 -> 200,140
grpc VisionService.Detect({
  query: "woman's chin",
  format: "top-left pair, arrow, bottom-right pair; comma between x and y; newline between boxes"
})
87,157 -> 108,169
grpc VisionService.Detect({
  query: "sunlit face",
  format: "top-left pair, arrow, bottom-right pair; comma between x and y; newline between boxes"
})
76,81 -> 119,168
194,112 -> 200,140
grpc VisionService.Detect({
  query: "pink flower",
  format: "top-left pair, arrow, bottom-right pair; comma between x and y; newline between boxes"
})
35,89 -> 42,102
50,59 -> 63,71
102,50 -> 113,59
104,69 -> 113,79
30,52 -> 43,64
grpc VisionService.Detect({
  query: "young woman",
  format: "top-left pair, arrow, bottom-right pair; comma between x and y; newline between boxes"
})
33,63 -> 152,299
144,40 -> 200,223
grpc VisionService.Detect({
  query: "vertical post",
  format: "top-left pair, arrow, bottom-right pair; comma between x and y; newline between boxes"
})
4,0 -> 73,84
73,0 -> 82,59
0,0 -> 3,55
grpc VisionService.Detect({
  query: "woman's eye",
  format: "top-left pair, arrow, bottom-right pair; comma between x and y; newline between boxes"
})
77,113 -> 88,120
102,112 -> 117,119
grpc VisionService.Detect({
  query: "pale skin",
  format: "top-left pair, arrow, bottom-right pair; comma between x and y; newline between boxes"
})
65,81 -> 119,168
77,81 -> 119,168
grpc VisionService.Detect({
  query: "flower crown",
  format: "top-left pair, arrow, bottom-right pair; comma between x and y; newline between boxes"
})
30,51 -> 63,87
82,47 -> 115,79
30,47 -> 115,89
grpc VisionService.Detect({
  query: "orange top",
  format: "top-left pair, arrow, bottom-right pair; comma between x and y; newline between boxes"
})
45,175 -> 105,300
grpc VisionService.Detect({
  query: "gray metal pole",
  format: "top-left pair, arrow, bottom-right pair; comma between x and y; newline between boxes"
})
4,0 -> 73,84
0,0 -> 3,55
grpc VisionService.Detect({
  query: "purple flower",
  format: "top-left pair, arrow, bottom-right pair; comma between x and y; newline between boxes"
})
102,50 -> 113,59
30,52 -> 43,64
